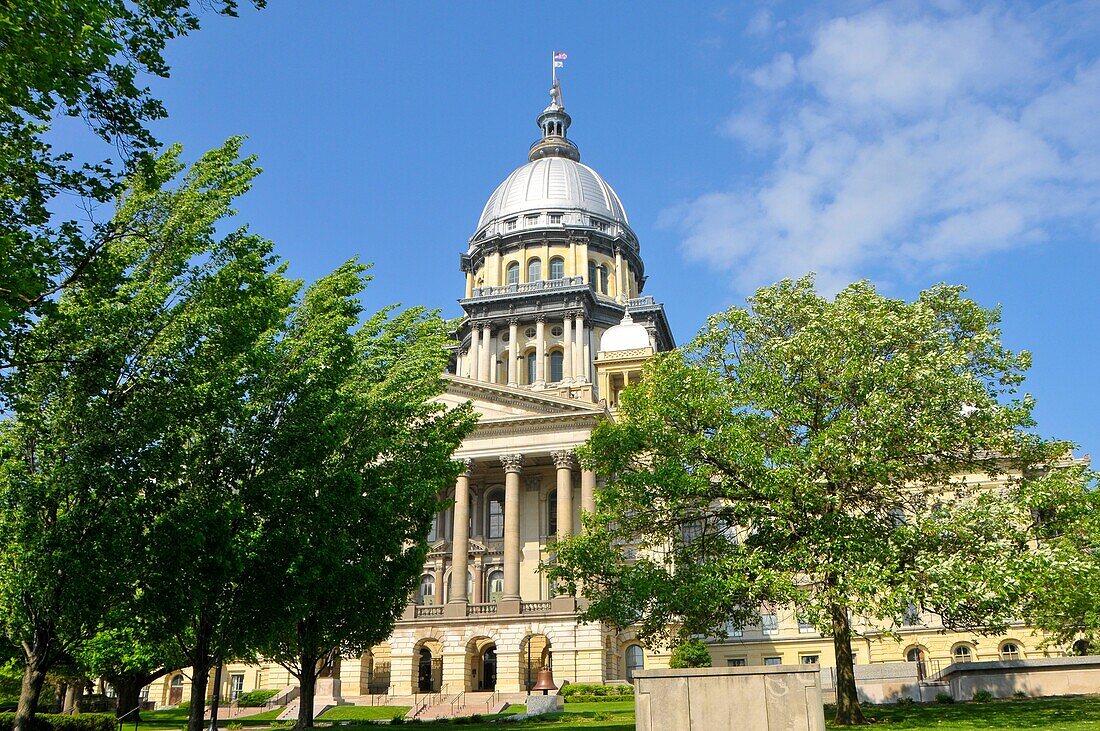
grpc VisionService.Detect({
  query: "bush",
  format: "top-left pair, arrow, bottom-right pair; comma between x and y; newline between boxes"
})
390,715 -> 405,725
0,713 -> 116,731
559,684 -> 633,699
1013,691 -> 1029,700
935,692 -> 954,704
669,639 -> 712,669
895,697 -> 915,706
234,689 -> 280,708
972,690 -> 993,703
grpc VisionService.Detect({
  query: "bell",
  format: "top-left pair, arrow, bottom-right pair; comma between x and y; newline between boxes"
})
532,665 -> 558,695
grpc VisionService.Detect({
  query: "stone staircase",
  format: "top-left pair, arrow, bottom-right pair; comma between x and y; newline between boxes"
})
275,697 -> 341,722
408,691 -> 510,720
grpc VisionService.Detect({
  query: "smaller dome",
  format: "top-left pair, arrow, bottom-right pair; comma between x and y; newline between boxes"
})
600,313 -> 651,353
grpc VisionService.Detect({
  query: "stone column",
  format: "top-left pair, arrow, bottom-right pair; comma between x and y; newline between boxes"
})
500,454 -> 524,608
469,323 -> 481,381
473,562 -> 484,604
480,323 -> 493,384
446,460 -> 473,617
614,246 -> 625,302
508,320 -> 519,387
562,316 -> 574,383
576,309 -> 585,378
534,318 -> 546,386
581,469 -> 597,518
552,451 -> 575,540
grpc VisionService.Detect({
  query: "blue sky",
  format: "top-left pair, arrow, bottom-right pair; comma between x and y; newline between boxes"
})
59,1 -> 1099,459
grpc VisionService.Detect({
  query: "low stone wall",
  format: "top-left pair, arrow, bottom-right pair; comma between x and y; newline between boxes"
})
633,665 -> 825,731
820,662 -> 922,704
941,656 -> 1100,700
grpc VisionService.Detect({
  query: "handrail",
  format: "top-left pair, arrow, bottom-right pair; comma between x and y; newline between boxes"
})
486,689 -> 499,712
116,706 -> 142,731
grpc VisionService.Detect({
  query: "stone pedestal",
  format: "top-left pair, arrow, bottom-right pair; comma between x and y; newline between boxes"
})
634,665 -> 825,731
525,694 -> 564,716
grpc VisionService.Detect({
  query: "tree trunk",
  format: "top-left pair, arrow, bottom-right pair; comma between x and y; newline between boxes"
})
830,602 -> 866,725
63,683 -> 79,714
15,657 -> 47,731
296,664 -> 316,729
114,677 -> 144,722
187,617 -> 214,731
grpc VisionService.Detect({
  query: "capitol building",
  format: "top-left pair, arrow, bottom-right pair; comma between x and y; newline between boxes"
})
143,82 -> 1062,712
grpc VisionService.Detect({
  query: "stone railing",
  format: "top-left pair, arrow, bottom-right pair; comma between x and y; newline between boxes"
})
467,277 -> 585,300
520,600 -> 553,614
414,605 -> 444,619
626,295 -> 657,309
467,602 -> 498,616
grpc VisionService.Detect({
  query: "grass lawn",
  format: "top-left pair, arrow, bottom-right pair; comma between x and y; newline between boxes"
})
132,707 -> 284,728
321,695 -> 1100,730
316,705 -> 412,721
844,696 -> 1100,730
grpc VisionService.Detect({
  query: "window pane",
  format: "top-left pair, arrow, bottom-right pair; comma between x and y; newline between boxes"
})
764,657 -> 782,666
761,614 -> 778,635
727,658 -> 747,667
526,352 -> 537,385
588,261 -> 597,288
506,264 -> 519,286
547,490 -> 557,536
599,266 -> 609,294
528,259 -> 542,282
550,351 -> 563,382
488,493 -> 504,539
550,258 -> 565,280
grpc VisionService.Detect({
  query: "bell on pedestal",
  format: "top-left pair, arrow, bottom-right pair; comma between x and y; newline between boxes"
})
532,666 -> 558,695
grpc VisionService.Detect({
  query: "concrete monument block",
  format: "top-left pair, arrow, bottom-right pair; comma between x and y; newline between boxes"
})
634,665 -> 826,731
525,694 -> 564,715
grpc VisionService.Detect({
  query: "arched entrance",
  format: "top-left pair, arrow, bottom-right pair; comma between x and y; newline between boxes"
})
167,674 -> 184,706
463,637 -> 497,692
413,639 -> 443,693
519,634 -> 551,692
363,644 -> 392,695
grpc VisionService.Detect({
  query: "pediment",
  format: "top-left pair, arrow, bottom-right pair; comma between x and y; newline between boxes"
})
437,375 -> 603,422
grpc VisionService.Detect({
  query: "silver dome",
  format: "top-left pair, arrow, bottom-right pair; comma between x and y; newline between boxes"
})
473,157 -> 630,239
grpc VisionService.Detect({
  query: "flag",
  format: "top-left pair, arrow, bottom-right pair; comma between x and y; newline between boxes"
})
554,52 -> 567,68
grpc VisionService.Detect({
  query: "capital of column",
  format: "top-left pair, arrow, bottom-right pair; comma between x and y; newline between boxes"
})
499,453 -> 524,474
457,458 -> 474,477
551,450 -> 575,470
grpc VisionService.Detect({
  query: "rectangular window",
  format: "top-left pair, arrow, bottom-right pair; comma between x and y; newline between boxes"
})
800,655 -> 819,665
505,218 -> 517,231
724,621 -> 743,638
798,617 -> 815,634
761,613 -> 779,636
525,214 -> 539,226
230,674 -> 244,701
903,604 -> 921,626
549,213 -> 562,224
764,657 -> 782,666
726,658 -> 747,667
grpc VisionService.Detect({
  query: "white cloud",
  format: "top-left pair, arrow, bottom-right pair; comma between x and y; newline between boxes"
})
670,4 -> 1100,293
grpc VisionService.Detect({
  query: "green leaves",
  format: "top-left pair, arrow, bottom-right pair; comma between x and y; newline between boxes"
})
554,273 -> 1082,647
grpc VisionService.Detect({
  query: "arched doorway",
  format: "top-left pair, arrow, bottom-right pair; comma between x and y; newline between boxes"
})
625,644 -> 644,682
482,647 -> 497,691
364,643 -> 392,694
519,634 -> 551,692
413,639 -> 443,693
168,674 -> 184,706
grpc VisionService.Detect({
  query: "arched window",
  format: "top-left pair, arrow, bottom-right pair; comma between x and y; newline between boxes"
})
547,490 -> 557,537
526,351 -> 537,385
487,490 -> 505,539
905,647 -> 924,663
498,351 -> 509,384
527,258 -> 542,282
626,645 -> 645,682
549,350 -> 564,383
1000,642 -> 1021,660
487,569 -> 504,603
588,261 -> 598,289
418,574 -> 435,605
599,265 -> 609,294
953,645 -> 973,663
549,257 -> 565,280
506,262 -> 519,286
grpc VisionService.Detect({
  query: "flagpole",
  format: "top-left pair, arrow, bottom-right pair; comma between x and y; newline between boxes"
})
552,50 -> 556,84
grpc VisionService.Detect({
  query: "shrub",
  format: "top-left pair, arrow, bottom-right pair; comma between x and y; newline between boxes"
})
468,715 -> 483,723
972,690 -> 993,703
390,715 -> 405,725
935,692 -> 954,704
235,689 -> 280,708
895,697 -> 915,706
1013,691 -> 1029,700
0,713 -> 117,731
559,684 -> 633,699
669,639 -> 712,669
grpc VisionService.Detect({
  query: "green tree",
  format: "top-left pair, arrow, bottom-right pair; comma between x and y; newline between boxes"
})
77,621 -> 187,721
551,276 -> 1082,726
245,263 -> 475,728
668,639 -> 712,669
1020,464 -> 1100,652
0,138 -> 294,731
0,0 -> 262,351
